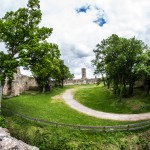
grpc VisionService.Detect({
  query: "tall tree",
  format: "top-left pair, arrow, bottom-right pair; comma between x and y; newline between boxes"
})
135,50 -> 150,95
92,39 -> 107,86
0,0 -> 73,96
24,42 -> 61,93
0,0 -> 53,94
58,60 -> 74,87
0,0 -> 52,58
93,34 -> 147,101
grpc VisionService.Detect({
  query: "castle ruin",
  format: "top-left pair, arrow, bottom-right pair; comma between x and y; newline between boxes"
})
64,68 -> 97,85
3,68 -> 97,96
81,68 -> 87,79
3,68 -> 37,96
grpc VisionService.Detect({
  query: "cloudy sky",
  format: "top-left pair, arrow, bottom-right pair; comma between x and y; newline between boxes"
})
1,0 -> 150,78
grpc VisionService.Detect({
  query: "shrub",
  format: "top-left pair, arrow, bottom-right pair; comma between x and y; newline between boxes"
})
0,115 -> 6,128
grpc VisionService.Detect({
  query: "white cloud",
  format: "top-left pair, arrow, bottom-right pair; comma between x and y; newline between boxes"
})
1,0 -> 150,78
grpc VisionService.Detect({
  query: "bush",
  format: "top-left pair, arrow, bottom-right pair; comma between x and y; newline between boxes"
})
0,115 -> 6,128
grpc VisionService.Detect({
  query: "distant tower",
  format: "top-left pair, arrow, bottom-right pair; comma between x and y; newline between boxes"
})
81,68 -> 87,79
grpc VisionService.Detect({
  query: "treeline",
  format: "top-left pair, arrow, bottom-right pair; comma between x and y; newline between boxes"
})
0,0 -> 74,96
92,34 -> 150,101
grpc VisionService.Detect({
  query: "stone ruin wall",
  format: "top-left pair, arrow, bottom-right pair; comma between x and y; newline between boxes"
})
3,68 -> 38,96
64,68 -> 98,85
64,78 -> 98,85
3,68 -> 98,95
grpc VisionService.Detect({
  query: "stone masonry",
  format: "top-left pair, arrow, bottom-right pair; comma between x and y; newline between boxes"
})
3,68 -> 38,96
0,127 -> 39,150
81,68 -> 87,79
64,68 -> 98,85
3,68 -> 98,95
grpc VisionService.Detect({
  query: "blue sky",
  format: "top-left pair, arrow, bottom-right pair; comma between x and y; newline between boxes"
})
0,0 -> 150,78
76,5 -> 90,13
76,5 -> 107,27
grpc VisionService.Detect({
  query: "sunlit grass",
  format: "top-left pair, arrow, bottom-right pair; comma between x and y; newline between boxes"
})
74,84 -> 150,114
2,85 -> 150,150
2,85 -> 138,126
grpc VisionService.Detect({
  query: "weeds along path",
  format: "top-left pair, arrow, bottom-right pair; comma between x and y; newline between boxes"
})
62,89 -> 150,121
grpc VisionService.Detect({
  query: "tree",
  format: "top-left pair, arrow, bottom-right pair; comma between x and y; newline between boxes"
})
0,52 -> 17,103
57,60 -> 74,87
135,50 -> 150,95
25,42 -> 61,93
0,0 -> 54,93
0,0 -> 73,95
0,0 -> 52,58
92,39 -> 107,86
93,34 -> 147,101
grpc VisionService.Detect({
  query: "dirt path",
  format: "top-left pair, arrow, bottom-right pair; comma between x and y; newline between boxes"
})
62,89 -> 150,121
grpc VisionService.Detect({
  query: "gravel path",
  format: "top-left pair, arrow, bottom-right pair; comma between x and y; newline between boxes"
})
62,89 -> 150,121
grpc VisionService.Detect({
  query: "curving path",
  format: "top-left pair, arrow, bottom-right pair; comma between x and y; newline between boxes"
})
62,89 -> 150,121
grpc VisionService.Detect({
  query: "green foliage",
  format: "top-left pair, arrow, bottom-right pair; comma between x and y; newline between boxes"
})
135,50 -> 150,95
74,84 -> 150,114
55,60 -> 74,87
2,85 -> 150,149
0,0 -> 73,93
3,115 -> 150,150
2,85 -> 137,126
0,0 -> 51,84
23,42 -> 61,92
0,115 -> 6,128
0,0 -> 52,57
92,34 -> 149,101
0,52 -> 17,85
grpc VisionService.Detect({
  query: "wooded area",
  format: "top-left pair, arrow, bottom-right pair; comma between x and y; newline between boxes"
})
92,34 -> 150,101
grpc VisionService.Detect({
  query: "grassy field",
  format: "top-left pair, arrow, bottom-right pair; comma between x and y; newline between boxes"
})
1,115 -> 149,150
1,85 -> 150,150
2,85 -> 135,126
74,84 -> 150,114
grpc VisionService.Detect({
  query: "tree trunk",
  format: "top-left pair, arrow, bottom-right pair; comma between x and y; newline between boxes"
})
42,85 -> 45,93
61,80 -> 64,88
123,82 -> 127,97
49,85 -> 52,91
0,81 -> 3,113
49,80 -> 52,92
146,79 -> 150,95
107,82 -> 110,89
129,83 -> 134,95
113,81 -> 118,95
131,83 -> 134,95
101,74 -> 105,86
119,78 -> 123,102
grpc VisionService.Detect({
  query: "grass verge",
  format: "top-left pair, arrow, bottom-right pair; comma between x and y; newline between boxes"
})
2,85 -> 138,126
1,85 -> 150,149
74,84 -> 150,114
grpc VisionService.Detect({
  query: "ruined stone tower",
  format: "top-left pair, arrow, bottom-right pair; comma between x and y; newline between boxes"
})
81,68 -> 87,79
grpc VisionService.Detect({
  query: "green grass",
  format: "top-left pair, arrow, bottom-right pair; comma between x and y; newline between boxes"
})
3,115 -> 150,150
74,84 -> 150,114
2,85 -> 136,126
2,85 -> 150,149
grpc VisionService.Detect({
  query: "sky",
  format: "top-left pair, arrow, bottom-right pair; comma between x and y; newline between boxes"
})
0,0 -> 150,79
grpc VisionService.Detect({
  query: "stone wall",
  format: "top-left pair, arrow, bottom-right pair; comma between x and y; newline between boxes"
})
3,67 -> 98,95
0,127 -> 39,150
64,68 -> 98,85
64,78 -> 98,85
3,68 -> 38,96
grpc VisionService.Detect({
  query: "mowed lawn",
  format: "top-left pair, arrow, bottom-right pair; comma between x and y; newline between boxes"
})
74,84 -> 150,114
1,85 -> 150,150
1,85 -> 136,126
